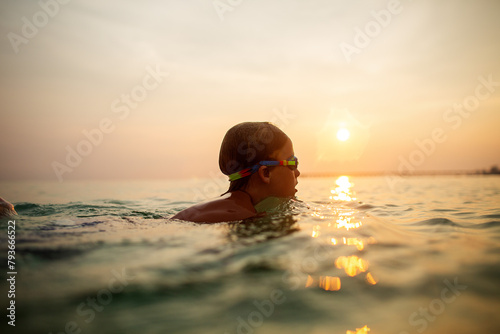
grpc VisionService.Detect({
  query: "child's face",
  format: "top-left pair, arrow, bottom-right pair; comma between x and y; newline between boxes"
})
268,137 -> 300,198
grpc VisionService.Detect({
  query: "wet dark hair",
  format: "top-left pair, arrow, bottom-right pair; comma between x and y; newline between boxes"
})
219,122 -> 289,193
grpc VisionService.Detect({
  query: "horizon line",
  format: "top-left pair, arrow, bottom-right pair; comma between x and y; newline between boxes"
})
301,168 -> 500,177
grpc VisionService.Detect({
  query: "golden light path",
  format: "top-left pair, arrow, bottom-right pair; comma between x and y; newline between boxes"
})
330,176 -> 356,202
307,176 -> 378,307
306,176 -> 376,334
305,275 -> 341,291
335,255 -> 368,277
331,237 -> 365,250
336,215 -> 362,230
346,325 -> 371,334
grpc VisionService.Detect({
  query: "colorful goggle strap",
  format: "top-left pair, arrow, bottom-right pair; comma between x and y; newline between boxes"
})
228,157 -> 298,182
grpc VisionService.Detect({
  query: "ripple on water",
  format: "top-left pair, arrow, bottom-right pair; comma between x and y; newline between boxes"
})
480,213 -> 500,219
412,217 -> 462,227
14,203 -> 58,216
468,221 -> 500,230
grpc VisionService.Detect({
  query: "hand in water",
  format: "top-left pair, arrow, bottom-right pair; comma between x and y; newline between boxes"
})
0,197 -> 17,217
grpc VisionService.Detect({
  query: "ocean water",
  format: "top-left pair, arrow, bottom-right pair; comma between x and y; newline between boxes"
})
1,175 -> 500,334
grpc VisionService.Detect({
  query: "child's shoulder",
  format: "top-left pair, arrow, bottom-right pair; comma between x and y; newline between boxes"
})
172,196 -> 255,223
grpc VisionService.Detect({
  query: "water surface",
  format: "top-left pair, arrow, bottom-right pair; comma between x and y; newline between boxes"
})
1,175 -> 499,333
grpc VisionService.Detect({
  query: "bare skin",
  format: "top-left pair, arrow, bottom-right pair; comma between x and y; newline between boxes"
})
0,197 -> 17,217
172,191 -> 257,223
172,138 -> 300,223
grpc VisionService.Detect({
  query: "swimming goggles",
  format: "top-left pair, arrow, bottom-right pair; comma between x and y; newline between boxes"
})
228,156 -> 298,181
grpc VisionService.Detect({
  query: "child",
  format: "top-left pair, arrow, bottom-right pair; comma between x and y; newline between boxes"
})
173,122 -> 300,222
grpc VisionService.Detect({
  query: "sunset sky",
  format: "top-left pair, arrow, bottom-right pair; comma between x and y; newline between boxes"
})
1,0 -> 499,181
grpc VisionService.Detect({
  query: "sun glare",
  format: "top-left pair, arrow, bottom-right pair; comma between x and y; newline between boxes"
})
336,128 -> 350,141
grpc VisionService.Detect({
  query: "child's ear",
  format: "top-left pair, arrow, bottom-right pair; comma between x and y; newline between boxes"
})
257,166 -> 271,184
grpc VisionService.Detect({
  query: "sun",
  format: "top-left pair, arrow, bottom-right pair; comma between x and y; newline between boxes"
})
336,128 -> 350,141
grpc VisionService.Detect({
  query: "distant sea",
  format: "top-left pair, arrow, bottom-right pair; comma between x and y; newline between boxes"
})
1,175 -> 499,334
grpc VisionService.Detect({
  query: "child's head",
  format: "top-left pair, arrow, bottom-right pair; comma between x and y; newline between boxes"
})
219,122 -> 299,198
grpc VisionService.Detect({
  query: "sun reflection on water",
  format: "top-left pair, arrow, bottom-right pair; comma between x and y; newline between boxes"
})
311,225 -> 320,238
336,215 -> 362,230
306,275 -> 341,291
335,255 -> 368,276
346,325 -> 371,334
305,175 -> 378,301
365,272 -> 378,285
331,237 -> 365,250
330,176 -> 356,202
